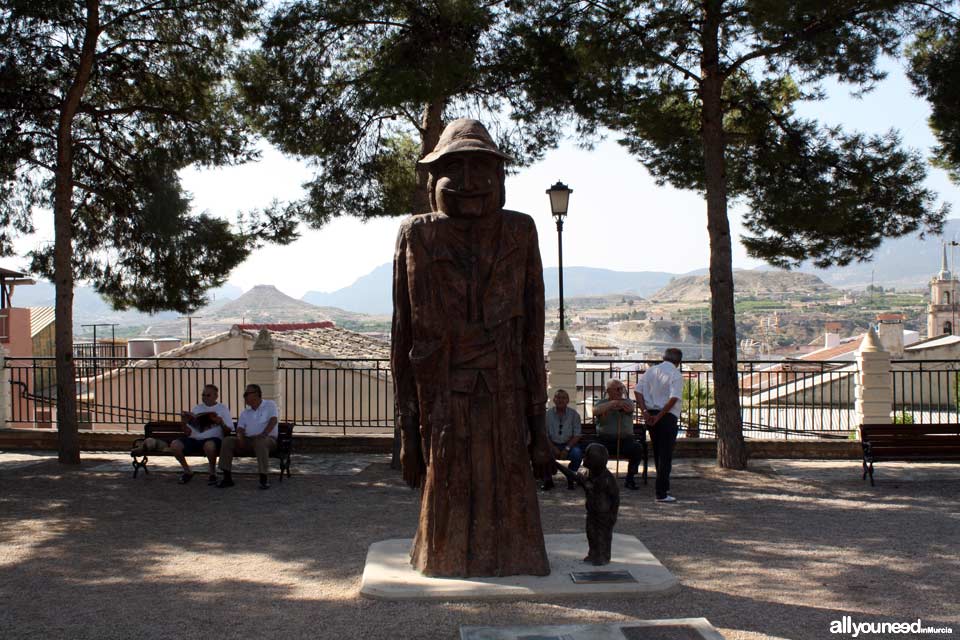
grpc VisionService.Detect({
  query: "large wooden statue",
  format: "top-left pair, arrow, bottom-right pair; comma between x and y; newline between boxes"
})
391,118 -> 552,577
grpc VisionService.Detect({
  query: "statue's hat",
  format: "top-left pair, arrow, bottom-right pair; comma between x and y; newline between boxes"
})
418,118 -> 514,165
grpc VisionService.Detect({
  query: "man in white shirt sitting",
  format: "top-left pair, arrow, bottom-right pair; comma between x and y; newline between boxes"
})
171,384 -> 234,485
217,384 -> 279,490
636,348 -> 684,503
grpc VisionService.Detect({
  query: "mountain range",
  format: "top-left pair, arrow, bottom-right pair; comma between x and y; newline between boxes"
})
9,218 -> 957,327
304,219 -> 960,312
301,265 -> 678,315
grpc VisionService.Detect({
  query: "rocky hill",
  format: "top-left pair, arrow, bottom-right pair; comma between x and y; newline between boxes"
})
649,270 -> 836,303
214,285 -> 331,324
145,285 -> 384,338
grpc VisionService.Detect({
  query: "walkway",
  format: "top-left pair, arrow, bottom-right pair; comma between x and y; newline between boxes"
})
0,452 -> 957,639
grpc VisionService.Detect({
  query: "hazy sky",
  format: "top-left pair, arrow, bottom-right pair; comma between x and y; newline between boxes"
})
14,58 -> 960,300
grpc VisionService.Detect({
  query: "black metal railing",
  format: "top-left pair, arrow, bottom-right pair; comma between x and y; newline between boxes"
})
12,354 -> 954,438
6,356 -> 246,431
890,359 -> 960,424
576,359 -> 858,439
278,358 -> 393,434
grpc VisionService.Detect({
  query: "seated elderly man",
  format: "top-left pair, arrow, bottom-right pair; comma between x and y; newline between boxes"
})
171,384 -> 233,485
217,384 -> 278,490
542,388 -> 583,491
593,378 -> 643,490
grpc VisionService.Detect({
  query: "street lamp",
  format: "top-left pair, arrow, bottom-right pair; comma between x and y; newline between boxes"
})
546,181 -> 572,330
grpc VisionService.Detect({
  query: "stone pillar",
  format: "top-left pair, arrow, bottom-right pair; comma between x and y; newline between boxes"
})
855,327 -> 892,430
247,330 -> 283,415
547,329 -> 578,407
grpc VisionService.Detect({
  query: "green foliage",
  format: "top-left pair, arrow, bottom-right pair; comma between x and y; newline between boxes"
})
893,411 -> 915,424
0,0 -> 293,312
908,16 -> 960,183
735,299 -> 789,313
682,379 -> 713,431
513,0 -> 949,268
237,0 -> 564,225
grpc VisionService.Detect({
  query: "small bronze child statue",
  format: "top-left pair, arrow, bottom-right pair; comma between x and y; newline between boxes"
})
557,442 -> 620,565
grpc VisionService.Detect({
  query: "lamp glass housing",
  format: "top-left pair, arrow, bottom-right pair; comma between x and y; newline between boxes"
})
546,181 -> 572,220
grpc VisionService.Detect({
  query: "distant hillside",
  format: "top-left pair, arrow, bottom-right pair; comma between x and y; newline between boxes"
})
214,284 -> 329,323
802,218 -> 960,290
146,284 -> 383,338
649,270 -> 836,303
302,263 -> 393,314
303,264 -> 675,315
9,280 -> 241,326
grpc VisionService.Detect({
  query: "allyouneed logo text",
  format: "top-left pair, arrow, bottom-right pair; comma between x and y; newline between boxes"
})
831,617 -> 954,637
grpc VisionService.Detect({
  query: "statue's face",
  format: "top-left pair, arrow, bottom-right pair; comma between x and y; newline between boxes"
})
433,152 -> 502,218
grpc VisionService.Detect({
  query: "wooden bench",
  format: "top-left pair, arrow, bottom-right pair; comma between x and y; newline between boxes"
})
131,421 -> 295,481
578,421 -> 649,484
860,423 -> 960,485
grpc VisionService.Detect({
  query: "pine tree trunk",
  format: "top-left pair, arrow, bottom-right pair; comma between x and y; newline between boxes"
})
412,97 -> 447,214
393,96 -> 447,469
53,0 -> 99,465
701,0 -> 747,469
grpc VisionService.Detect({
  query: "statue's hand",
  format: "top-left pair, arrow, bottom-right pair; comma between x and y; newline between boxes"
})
400,414 -> 425,489
528,414 -> 553,479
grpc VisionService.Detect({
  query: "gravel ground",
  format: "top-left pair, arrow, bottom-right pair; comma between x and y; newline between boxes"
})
0,455 -> 957,640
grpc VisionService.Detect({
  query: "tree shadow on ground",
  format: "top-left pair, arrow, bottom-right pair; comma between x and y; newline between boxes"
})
0,457 -> 957,640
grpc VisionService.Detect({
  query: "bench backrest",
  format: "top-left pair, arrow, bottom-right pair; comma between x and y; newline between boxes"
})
145,421 -> 296,450
581,421 -> 647,440
860,423 -> 960,459
861,424 -> 960,440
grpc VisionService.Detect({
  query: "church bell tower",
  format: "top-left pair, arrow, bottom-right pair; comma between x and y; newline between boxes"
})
927,243 -> 958,337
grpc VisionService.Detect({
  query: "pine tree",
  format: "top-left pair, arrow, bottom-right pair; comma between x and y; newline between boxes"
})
512,0 -> 950,467
236,0 -> 564,223
0,0 -> 294,463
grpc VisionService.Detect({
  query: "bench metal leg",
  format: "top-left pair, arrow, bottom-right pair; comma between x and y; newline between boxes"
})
131,455 -> 149,479
868,460 -> 875,487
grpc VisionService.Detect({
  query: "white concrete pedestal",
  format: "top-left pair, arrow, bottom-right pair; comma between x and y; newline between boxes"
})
360,533 -> 679,600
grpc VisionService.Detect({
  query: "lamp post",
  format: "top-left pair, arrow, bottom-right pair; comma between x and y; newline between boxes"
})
546,181 -> 572,330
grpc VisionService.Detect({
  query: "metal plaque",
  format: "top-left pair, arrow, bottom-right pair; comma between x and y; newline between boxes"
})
569,570 -> 638,584
621,625 -> 704,640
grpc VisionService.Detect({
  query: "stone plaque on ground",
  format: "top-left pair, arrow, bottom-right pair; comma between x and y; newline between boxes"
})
460,617 -> 725,640
570,571 -> 637,584
621,625 -> 706,640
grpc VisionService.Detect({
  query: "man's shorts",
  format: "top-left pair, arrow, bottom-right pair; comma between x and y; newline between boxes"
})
176,437 -> 222,455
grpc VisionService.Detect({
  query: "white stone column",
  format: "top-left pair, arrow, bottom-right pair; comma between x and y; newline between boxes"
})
855,328 -> 892,429
547,329 -> 578,407
247,330 -> 283,415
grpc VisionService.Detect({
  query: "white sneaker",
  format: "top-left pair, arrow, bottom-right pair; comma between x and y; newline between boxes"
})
655,495 -> 677,503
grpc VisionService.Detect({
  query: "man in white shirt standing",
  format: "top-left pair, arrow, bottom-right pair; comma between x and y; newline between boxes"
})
172,384 -> 234,485
217,383 -> 279,490
636,348 -> 684,503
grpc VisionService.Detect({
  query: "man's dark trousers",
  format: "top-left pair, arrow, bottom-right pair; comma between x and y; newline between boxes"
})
596,434 -> 643,482
649,412 -> 680,499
